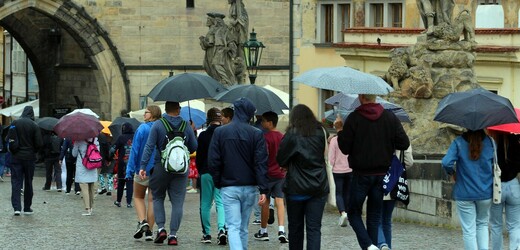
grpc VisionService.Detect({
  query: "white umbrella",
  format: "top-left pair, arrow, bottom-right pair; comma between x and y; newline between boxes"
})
129,100 -> 206,122
0,99 -> 40,119
66,108 -> 99,118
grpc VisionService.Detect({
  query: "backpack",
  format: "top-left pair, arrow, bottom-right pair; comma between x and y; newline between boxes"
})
81,140 -> 103,170
122,138 -> 132,164
50,135 -> 62,154
160,118 -> 190,174
6,125 -> 20,154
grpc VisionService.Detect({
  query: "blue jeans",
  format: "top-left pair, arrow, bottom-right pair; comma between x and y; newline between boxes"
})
378,199 -> 396,249
490,178 -> 520,250
457,199 -> 492,250
348,174 -> 384,249
10,157 -> 36,212
333,172 -> 353,213
286,194 -> 327,250
221,186 -> 257,250
0,152 -> 6,176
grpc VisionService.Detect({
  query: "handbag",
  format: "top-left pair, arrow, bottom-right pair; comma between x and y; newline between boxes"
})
490,137 -> 502,204
390,150 -> 410,205
382,151 -> 405,195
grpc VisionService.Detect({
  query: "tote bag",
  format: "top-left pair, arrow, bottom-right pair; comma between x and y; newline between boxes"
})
382,151 -> 405,195
490,137 -> 502,204
390,150 -> 410,205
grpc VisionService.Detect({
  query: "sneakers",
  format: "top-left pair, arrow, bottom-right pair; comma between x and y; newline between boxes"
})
186,189 -> 198,194
278,231 -> 288,243
167,235 -> 178,245
82,209 -> 92,216
98,188 -> 107,195
252,219 -> 261,225
127,204 -> 133,208
254,230 -> 269,241
200,234 -> 212,243
154,228 -> 167,244
14,211 -> 21,216
75,191 -> 81,195
106,191 -> 112,196
217,229 -> 227,245
367,244 -> 380,250
23,209 -> 34,215
114,201 -> 121,207
0,176 -> 4,182
268,207 -> 275,224
338,212 -> 348,227
57,189 -> 62,192
42,187 -> 50,191
133,220 -> 150,239
145,230 -> 153,241
380,244 -> 390,250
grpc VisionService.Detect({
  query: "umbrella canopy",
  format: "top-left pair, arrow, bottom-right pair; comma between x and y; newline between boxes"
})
100,121 -> 112,135
214,84 -> 289,115
487,108 -> 520,134
147,73 -> 228,102
292,66 -> 394,95
128,100 -> 206,122
434,88 -> 518,131
36,117 -> 59,131
66,108 -> 99,118
0,99 -> 40,118
109,117 -> 142,142
180,106 -> 206,129
325,107 -> 411,123
54,112 -> 103,141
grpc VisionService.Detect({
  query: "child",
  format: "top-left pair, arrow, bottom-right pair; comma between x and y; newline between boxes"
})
254,111 -> 288,243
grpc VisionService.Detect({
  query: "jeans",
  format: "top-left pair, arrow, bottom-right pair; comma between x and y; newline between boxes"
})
0,152 -> 6,176
199,173 -> 226,235
44,157 -> 62,190
221,186 -> 257,250
286,194 -> 326,250
490,178 -> 520,250
333,172 -> 353,213
65,160 -> 80,193
10,157 -> 36,212
457,199 -> 492,250
348,174 -> 384,249
378,200 -> 396,249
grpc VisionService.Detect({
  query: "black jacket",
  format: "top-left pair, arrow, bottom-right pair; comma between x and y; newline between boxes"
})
112,122 -> 134,173
196,124 -> 220,175
10,106 -> 43,160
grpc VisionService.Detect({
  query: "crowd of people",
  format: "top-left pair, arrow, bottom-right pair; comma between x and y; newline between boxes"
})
2,95 -> 519,250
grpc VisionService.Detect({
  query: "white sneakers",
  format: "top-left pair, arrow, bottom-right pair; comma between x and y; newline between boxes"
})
338,212 -> 348,227
367,245 -> 380,250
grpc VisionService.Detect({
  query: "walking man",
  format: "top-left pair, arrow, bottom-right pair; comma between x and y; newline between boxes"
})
336,94 -> 409,250
139,101 -> 197,246
9,106 -> 43,216
208,98 -> 269,250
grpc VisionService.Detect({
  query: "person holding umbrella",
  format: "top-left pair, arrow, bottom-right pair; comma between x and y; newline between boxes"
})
72,137 -> 101,216
442,129 -> 494,250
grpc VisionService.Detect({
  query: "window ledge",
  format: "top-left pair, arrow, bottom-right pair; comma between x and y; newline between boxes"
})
332,42 -> 520,53
313,43 -> 335,48
342,27 -> 520,35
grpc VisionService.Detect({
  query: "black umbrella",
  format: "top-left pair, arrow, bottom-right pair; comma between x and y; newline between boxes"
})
36,117 -> 59,131
434,88 -> 518,131
109,117 -> 142,142
214,84 -> 289,115
147,73 -> 228,102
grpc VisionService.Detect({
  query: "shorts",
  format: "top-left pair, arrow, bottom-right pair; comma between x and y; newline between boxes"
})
268,178 -> 285,198
134,174 -> 150,187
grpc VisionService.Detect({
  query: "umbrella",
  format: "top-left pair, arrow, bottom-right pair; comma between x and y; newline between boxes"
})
147,73 -> 228,102
180,106 -> 206,129
66,108 -> 99,118
292,66 -> 394,95
109,117 -> 142,142
100,121 -> 112,135
214,84 -> 289,115
0,99 -> 40,118
325,93 -> 411,123
129,100 -> 206,122
325,108 -> 411,123
434,88 -> 518,131
36,117 -> 59,131
487,108 -> 520,134
54,112 -> 103,140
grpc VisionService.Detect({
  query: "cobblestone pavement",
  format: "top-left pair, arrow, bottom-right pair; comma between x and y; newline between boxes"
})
0,167 -> 501,249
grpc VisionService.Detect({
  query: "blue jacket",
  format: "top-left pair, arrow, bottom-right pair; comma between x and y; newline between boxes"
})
442,136 -> 493,201
208,98 -> 269,194
126,121 -> 156,178
140,114 -> 197,172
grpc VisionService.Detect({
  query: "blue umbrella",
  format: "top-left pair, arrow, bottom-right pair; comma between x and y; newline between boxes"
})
180,106 -> 206,129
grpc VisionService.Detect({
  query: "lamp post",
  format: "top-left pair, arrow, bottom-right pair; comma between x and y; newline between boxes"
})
243,29 -> 265,84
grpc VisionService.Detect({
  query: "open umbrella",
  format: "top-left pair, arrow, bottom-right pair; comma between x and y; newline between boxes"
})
66,108 -> 99,118
292,66 -> 394,95
54,112 -> 103,140
36,117 -> 59,131
488,108 -> 520,134
109,117 -> 142,142
214,84 -> 289,115
100,121 -> 112,135
180,106 -> 206,129
434,88 -> 518,131
147,73 -> 228,102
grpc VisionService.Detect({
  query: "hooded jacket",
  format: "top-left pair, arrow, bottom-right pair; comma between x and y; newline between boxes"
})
126,121 -> 157,177
112,122 -> 135,173
337,103 -> 410,175
208,98 -> 269,194
10,106 -> 43,160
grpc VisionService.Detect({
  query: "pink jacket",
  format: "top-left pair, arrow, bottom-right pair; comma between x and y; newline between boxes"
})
328,136 -> 352,174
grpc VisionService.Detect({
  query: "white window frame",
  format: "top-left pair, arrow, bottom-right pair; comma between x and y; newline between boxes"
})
365,0 -> 405,28
478,0 -> 501,5
317,1 -> 353,43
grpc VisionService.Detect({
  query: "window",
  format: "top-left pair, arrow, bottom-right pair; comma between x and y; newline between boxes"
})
389,3 -> 402,27
318,1 -> 352,43
187,0 -> 194,8
366,1 -> 405,28
479,0 -> 501,4
371,4 -> 384,27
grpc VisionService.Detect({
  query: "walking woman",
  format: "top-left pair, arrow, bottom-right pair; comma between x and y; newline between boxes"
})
72,137 -> 100,216
442,129 -> 493,250
128,105 -> 161,240
277,104 -> 329,250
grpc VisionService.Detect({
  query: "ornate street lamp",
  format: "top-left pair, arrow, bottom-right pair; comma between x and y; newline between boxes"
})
243,29 -> 265,84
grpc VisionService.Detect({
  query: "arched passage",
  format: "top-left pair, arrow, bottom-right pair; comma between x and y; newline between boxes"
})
0,0 -> 128,119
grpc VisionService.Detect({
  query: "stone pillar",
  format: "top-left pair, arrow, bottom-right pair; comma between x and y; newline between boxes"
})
353,0 -> 365,27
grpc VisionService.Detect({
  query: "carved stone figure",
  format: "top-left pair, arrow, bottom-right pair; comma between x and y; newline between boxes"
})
417,0 -> 455,34
200,13 -> 219,81
385,48 -> 410,91
212,16 -> 237,86
453,10 -> 475,43
228,0 -> 248,83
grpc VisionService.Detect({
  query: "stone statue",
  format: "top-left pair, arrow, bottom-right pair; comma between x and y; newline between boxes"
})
228,0 -> 248,83
417,0 -> 455,34
213,16 -> 237,86
200,13 -> 219,81
385,48 -> 410,91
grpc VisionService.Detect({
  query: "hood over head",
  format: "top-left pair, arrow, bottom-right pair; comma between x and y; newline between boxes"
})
21,106 -> 35,121
355,103 -> 384,121
121,122 -> 134,134
232,98 -> 256,123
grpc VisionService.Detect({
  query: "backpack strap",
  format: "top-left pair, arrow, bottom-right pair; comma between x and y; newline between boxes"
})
176,120 -> 187,133
159,118 -> 174,133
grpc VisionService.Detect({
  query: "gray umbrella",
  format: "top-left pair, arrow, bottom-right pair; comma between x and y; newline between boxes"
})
147,73 -> 228,102
434,88 -> 518,131
214,84 -> 289,115
292,66 -> 394,95
109,117 -> 142,142
36,117 -> 59,131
